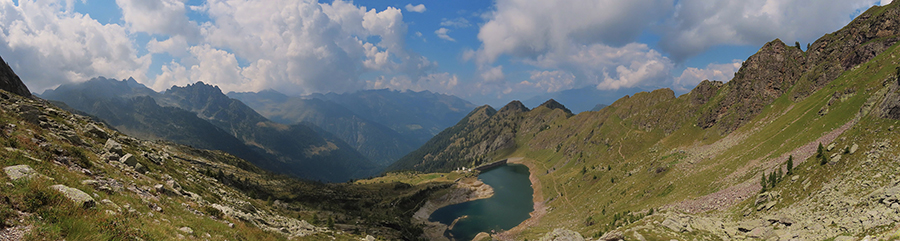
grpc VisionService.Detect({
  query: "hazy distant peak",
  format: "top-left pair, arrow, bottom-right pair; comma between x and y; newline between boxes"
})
537,99 -> 572,115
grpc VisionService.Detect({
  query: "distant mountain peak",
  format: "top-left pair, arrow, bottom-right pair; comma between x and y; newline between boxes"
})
537,99 -> 573,115
499,100 -> 529,113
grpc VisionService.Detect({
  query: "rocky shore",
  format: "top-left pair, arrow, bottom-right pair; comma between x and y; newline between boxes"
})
413,176 -> 494,241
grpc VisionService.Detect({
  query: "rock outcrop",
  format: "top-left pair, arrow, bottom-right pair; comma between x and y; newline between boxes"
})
0,55 -> 31,98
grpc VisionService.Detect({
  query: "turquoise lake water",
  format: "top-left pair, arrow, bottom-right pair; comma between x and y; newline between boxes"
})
429,163 -> 534,240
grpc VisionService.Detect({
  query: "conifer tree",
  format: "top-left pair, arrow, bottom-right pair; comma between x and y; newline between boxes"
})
787,155 -> 794,175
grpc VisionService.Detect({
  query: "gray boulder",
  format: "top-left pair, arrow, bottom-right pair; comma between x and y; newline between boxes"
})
104,139 -> 123,155
50,184 -> 96,208
4,164 -> 37,181
86,124 -> 108,139
120,154 -> 138,167
539,228 -> 585,241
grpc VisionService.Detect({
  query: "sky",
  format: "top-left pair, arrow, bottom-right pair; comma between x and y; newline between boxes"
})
0,0 -> 893,107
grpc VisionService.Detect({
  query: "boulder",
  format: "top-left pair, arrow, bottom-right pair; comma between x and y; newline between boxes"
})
178,226 -> 193,234
661,217 -> 691,232
85,124 -> 108,139
120,154 -> 138,167
829,154 -> 842,165
134,163 -> 148,174
850,143 -> 859,154
50,184 -> 96,208
4,164 -> 37,181
539,228 -> 585,241
104,139 -> 123,155
748,226 -> 773,239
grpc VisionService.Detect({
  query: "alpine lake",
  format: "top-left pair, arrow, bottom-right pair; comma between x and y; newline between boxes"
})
429,163 -> 534,240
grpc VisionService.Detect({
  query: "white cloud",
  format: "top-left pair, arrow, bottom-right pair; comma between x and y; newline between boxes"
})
674,60 -> 742,91
882,0 -> 893,5
404,3 -> 425,13
474,0 -> 673,64
661,0 -> 880,61
367,72 -> 459,93
147,35 -> 189,57
181,0 -> 432,95
115,0 -> 201,40
526,70 -> 576,93
440,17 -> 470,28
0,0 -> 150,92
434,28 -> 455,42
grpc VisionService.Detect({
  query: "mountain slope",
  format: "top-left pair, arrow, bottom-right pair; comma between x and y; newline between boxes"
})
228,90 -> 417,166
162,82 -> 377,182
0,55 -> 31,98
309,89 -> 477,145
0,90 -> 447,240
41,80 -> 377,182
394,3 -> 900,240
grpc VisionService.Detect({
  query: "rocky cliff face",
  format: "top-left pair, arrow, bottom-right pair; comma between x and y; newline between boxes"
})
699,39 -> 805,132
698,2 -> 900,133
0,56 -> 31,98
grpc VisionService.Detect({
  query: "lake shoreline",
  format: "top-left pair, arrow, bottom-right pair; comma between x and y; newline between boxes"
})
495,157 -> 546,240
412,176 -> 494,241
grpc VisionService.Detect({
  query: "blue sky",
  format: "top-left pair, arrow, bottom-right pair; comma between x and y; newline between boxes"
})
0,0 -> 892,107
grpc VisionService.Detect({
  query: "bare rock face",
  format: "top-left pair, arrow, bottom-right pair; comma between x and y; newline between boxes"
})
0,55 -> 32,98
690,80 -> 724,106
698,3 -> 900,133
698,39 -> 805,132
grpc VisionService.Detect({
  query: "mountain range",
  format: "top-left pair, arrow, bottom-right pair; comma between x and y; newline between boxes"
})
228,89 -> 475,166
0,64 -> 439,239
41,79 -> 376,182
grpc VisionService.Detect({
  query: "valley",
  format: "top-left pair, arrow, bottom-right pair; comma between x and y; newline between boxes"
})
1,1 -> 900,240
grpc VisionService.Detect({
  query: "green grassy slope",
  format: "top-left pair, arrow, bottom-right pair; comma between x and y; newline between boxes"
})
390,2 -> 900,239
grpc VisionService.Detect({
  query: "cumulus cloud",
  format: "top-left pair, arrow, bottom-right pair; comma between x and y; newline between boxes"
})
468,0 -> 675,93
661,0 -> 880,61
674,60 -> 742,91
147,35 -> 189,57
116,0 -> 201,40
0,0 -> 150,92
474,0 -> 672,64
882,0 -> 893,5
434,28 -> 455,42
172,0 -> 434,95
404,3 -> 425,13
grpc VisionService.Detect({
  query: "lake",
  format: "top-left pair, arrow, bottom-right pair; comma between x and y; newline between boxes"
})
429,163 -> 534,240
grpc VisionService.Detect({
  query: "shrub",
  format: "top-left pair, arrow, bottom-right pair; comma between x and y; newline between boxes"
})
203,206 -> 224,219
